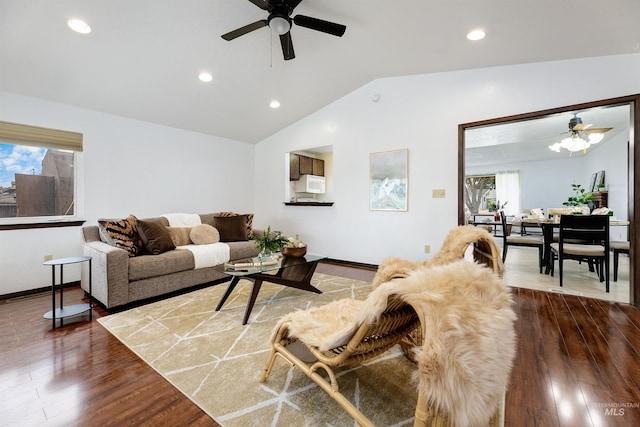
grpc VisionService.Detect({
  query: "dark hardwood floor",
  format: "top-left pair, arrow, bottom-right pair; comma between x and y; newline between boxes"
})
1,262 -> 638,426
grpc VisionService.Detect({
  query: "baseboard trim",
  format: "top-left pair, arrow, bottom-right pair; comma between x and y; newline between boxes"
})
321,258 -> 378,271
1,280 -> 81,302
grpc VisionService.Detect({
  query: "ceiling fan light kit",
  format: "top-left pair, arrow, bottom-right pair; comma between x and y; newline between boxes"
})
548,114 -> 612,154
221,0 -> 346,60
268,15 -> 290,35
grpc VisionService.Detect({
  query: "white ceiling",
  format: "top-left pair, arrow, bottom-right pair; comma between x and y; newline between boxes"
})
1,0 -> 639,144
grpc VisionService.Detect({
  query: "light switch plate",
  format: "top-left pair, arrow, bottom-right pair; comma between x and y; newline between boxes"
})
432,189 -> 445,198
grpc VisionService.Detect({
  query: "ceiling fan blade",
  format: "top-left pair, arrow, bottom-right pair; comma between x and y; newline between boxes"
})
293,15 -> 346,37
221,20 -> 268,41
280,32 -> 295,60
247,0 -> 268,10
572,123 -> 592,131
288,0 -> 304,10
585,127 -> 613,134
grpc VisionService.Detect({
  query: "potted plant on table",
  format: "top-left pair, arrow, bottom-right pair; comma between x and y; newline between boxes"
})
562,184 -> 595,212
488,199 -> 508,221
251,226 -> 289,260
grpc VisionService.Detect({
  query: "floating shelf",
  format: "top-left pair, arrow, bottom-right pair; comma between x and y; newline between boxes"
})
284,202 -> 334,207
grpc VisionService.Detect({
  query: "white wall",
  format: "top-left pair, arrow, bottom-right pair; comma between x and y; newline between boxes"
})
0,92 -> 254,295
253,54 -> 640,265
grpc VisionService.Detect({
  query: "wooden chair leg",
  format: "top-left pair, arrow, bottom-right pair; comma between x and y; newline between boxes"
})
538,246 -> 543,274
614,250 -> 619,282
558,256 -> 563,287
605,257 -> 610,293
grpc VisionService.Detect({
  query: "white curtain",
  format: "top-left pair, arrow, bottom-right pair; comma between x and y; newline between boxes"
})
495,170 -> 520,216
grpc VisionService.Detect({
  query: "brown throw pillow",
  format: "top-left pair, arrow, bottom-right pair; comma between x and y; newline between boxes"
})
137,219 -> 176,255
98,215 -> 142,257
216,212 -> 254,237
190,224 -> 220,245
167,226 -> 193,246
215,215 -> 249,241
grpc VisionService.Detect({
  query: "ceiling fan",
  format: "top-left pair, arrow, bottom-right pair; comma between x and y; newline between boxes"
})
221,0 -> 346,60
549,114 -> 613,154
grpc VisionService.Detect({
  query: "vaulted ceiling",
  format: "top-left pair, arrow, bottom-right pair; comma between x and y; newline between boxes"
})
1,0 -> 639,143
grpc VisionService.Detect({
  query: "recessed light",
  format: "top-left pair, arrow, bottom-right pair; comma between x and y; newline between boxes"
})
198,72 -> 213,82
270,100 -> 281,109
467,29 -> 485,41
68,19 -> 91,34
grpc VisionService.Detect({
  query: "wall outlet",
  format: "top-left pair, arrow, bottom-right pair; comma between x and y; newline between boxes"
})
424,245 -> 430,254
43,255 -> 52,262
432,189 -> 445,198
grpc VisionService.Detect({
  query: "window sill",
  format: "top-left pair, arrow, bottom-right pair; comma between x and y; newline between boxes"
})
0,220 -> 86,231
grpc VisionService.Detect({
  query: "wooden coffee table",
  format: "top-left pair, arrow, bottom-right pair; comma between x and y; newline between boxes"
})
216,254 -> 326,325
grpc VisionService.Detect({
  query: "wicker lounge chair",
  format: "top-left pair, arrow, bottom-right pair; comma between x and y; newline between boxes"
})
261,293 -> 419,427
260,260 -> 515,427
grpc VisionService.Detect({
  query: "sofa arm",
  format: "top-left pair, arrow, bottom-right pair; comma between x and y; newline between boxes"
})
82,240 -> 129,309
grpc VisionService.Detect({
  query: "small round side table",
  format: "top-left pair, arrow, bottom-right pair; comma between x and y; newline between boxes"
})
43,256 -> 92,329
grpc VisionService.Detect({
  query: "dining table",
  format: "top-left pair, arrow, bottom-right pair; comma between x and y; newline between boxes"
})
517,216 -> 630,274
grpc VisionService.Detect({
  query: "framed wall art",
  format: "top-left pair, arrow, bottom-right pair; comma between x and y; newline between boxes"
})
369,149 -> 408,211
589,172 -> 598,192
595,170 -> 605,190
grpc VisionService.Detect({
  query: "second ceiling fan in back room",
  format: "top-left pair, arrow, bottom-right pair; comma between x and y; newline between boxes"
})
548,114 -> 613,154
221,0 -> 346,60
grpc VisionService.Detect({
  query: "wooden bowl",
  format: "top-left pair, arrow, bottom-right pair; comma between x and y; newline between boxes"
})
281,245 -> 307,257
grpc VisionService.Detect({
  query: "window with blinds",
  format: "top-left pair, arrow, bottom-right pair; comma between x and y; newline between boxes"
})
0,121 -> 83,222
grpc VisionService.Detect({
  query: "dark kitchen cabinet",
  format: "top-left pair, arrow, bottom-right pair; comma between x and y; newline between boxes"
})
299,155 -> 313,175
289,154 -> 300,181
289,154 -> 325,180
313,158 -> 324,176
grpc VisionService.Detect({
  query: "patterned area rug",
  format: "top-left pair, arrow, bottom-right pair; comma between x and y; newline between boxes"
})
98,274 -> 418,426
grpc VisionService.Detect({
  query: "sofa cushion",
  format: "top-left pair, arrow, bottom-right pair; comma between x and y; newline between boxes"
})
98,215 -> 142,257
227,241 -> 260,260
199,213 -> 217,227
128,249 -> 195,281
137,219 -> 176,255
190,224 -> 220,245
215,215 -> 250,241
167,226 -> 193,246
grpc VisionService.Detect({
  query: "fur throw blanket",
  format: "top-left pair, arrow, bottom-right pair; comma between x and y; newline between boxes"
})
273,259 -> 517,427
372,225 -> 504,288
404,262 -> 516,427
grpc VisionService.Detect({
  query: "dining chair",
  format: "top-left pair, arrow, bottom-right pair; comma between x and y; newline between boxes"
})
610,240 -> 630,282
500,211 -> 544,273
549,214 -> 610,291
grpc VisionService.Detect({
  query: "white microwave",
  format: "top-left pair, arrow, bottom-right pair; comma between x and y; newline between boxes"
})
295,174 -> 325,194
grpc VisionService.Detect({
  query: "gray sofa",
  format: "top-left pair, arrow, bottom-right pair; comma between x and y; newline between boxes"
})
81,213 -> 260,309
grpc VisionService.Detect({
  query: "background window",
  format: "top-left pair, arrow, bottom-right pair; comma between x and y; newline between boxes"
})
0,121 -> 82,222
